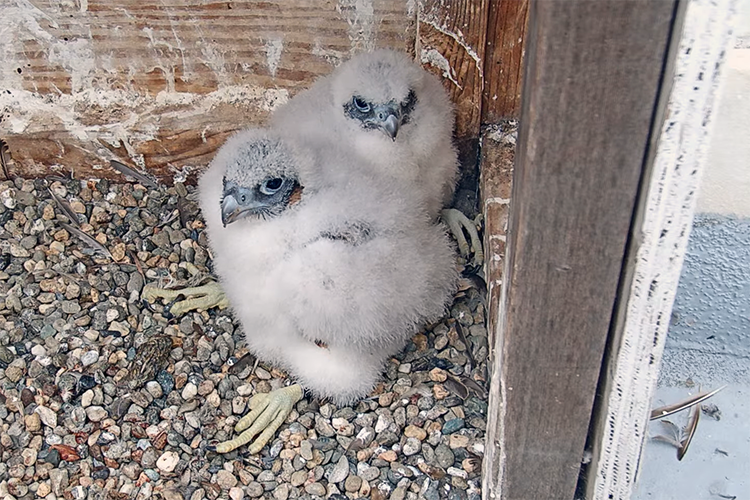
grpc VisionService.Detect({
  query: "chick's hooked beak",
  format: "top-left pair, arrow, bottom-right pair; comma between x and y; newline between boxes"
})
372,103 -> 401,141
382,114 -> 400,141
221,180 -> 262,226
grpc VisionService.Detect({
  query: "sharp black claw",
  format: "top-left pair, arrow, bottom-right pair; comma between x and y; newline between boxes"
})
206,445 -> 217,452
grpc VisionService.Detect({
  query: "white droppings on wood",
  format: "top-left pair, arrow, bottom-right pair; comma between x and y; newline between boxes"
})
312,40 -> 347,66
48,38 -> 97,93
1,1 -> 57,88
420,48 -> 462,89
337,0 -> 377,52
484,197 -> 511,206
406,0 -> 416,18
0,85 -> 288,178
420,11 -> 484,84
264,37 -> 284,78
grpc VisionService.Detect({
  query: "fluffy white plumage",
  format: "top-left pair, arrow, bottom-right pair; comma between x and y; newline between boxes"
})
271,49 -> 458,219
199,128 -> 458,404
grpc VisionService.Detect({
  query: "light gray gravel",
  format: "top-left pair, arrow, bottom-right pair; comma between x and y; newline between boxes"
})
0,177 -> 487,500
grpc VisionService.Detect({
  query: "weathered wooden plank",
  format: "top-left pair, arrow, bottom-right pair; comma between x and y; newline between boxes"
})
482,1 -> 678,499
0,0 -> 415,181
479,124 -> 515,349
482,0 -> 529,121
585,1 -> 739,498
417,0 -> 489,142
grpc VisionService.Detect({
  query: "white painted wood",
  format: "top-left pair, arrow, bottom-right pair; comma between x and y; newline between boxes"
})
587,1 -> 739,498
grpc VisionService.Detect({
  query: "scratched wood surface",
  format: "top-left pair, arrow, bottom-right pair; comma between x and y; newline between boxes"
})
0,0 -> 415,181
478,125 -> 514,346
482,0 -> 529,121
417,0 -> 489,140
483,1 -> 678,499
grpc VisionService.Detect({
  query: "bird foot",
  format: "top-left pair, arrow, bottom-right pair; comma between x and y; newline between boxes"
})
210,384 -> 304,454
441,208 -> 484,269
141,280 -> 230,317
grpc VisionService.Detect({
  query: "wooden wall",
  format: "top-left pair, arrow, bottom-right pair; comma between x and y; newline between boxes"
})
0,0 -> 528,182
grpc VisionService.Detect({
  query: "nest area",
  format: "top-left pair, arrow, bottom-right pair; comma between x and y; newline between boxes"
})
0,175 -> 489,500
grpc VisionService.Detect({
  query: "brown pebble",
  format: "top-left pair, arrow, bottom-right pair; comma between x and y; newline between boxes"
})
111,242 -> 126,262
24,413 -> 41,433
20,388 -> 34,407
412,333 -> 428,351
429,368 -> 448,383
433,384 -> 450,400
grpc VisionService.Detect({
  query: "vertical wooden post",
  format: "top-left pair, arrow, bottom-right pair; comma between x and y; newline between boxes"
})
482,0 -> 529,121
585,0 -> 739,498
482,1 -> 678,499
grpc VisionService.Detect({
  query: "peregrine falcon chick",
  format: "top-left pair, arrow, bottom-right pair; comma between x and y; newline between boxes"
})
271,49 -> 483,266
148,129 -> 458,453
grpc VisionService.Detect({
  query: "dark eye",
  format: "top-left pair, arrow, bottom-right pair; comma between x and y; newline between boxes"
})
260,178 -> 283,195
352,96 -> 371,113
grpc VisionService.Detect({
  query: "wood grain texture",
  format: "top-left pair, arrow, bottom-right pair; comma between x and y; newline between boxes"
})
479,124 -> 515,348
482,0 -> 528,121
586,1 -> 736,498
0,0 -> 415,181
483,1 -> 678,499
417,0 -> 489,140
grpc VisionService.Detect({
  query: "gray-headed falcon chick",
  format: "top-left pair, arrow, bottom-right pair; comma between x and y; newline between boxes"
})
271,49 -> 483,266
146,128 -> 458,453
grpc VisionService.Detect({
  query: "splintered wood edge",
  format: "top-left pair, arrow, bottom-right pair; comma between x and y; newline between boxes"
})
478,122 -> 515,498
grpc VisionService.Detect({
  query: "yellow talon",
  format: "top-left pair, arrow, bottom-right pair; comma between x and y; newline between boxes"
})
142,281 -> 230,316
441,208 -> 484,268
213,384 -> 304,454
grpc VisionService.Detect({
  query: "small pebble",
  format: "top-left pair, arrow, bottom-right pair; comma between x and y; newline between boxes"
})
156,451 -> 179,472
304,482 -> 326,497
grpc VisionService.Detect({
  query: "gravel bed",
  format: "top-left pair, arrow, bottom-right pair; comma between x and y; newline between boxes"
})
0,177 -> 488,500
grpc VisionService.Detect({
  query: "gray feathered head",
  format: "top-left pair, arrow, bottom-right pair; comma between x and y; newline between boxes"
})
331,49 -> 423,141
214,129 -> 305,226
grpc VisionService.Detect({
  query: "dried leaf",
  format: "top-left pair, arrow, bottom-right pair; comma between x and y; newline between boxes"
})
201,482 -> 221,500
122,335 -> 173,390
459,375 -> 488,399
677,403 -> 701,460
400,383 -> 432,399
458,273 -> 487,297
48,186 -> 80,226
443,377 -> 469,400
229,352 -> 257,375
416,462 -> 446,480
59,222 -> 112,258
110,159 -> 160,189
650,385 -> 726,420
0,139 -> 11,180
51,443 -> 81,461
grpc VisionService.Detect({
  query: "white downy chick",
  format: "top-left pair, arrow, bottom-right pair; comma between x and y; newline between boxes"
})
271,49 -> 459,219
199,128 -> 458,404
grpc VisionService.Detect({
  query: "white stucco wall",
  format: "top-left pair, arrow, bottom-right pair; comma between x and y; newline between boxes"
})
696,0 -> 750,215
